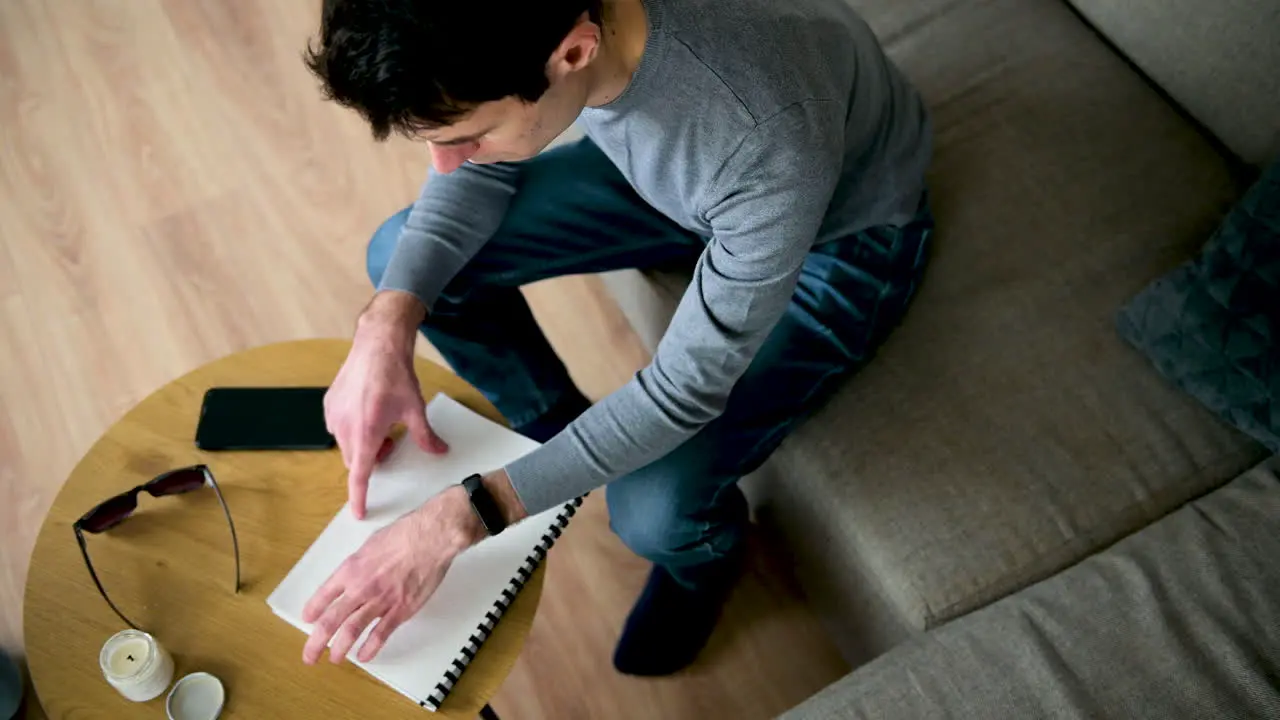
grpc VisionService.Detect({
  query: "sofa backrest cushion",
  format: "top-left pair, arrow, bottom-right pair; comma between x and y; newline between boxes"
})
1065,0 -> 1280,166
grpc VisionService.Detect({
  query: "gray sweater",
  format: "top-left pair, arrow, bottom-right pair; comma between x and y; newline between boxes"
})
378,0 -> 932,516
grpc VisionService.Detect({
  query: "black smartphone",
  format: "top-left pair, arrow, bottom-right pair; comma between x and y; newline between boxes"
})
195,387 -> 336,451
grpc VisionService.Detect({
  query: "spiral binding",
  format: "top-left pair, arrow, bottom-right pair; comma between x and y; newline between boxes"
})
421,494 -> 585,711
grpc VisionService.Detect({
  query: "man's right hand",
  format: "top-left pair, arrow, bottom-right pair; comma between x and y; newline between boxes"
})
325,291 -> 449,519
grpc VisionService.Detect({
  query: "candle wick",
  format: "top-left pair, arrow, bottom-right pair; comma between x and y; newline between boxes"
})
128,655 -> 134,662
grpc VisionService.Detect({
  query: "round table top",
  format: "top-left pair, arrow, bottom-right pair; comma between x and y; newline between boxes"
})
24,339 -> 542,719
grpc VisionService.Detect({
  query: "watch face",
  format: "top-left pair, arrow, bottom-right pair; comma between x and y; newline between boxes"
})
464,474 -> 504,535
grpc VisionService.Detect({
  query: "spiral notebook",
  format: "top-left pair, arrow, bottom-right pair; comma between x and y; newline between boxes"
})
266,393 -> 581,711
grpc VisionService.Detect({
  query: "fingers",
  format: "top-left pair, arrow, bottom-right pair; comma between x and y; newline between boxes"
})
406,406 -> 449,455
328,600 -> 387,665
374,436 -> 395,463
357,608 -> 408,663
303,591 -> 361,665
346,439 -> 376,520
302,570 -> 346,625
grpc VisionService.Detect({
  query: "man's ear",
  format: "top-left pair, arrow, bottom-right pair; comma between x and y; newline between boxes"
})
547,11 -> 602,80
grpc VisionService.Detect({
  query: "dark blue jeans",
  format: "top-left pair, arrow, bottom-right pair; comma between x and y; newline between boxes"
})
367,138 -> 933,586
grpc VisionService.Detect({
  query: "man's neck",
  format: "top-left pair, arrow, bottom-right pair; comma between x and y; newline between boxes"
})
585,0 -> 649,107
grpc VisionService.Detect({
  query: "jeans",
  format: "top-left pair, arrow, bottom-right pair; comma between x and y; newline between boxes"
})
367,138 -> 933,587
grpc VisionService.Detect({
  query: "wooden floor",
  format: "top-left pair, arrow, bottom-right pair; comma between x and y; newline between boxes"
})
0,1 -> 849,717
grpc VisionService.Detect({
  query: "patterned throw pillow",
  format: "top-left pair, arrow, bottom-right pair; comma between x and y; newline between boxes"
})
1117,162 -> 1279,452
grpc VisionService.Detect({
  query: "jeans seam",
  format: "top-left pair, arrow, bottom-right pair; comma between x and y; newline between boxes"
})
730,248 -> 915,475
734,360 -> 852,477
483,240 -> 698,288
502,390 -> 564,428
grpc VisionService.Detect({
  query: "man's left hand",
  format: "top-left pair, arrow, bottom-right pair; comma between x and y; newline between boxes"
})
301,483 -> 483,665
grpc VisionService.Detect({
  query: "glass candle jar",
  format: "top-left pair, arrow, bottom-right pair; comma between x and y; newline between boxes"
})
99,630 -> 175,702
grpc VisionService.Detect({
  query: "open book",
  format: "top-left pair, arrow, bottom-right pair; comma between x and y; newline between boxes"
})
267,393 -> 580,711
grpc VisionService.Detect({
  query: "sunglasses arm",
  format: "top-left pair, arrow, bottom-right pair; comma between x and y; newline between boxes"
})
75,526 -> 142,631
206,474 -> 242,594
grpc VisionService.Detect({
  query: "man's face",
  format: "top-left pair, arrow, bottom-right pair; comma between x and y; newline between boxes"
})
419,11 -> 603,173
422,79 -> 586,173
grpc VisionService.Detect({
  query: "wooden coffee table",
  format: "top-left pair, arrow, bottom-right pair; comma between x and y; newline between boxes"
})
23,339 -> 541,719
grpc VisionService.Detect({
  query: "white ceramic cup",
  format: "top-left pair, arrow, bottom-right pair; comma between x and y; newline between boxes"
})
99,630 -> 175,702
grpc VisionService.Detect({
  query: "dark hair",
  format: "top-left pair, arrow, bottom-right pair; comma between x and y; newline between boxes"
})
305,0 -> 602,140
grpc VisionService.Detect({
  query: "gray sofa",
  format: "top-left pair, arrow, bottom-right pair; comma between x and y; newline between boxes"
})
780,457 -> 1280,718
593,0 -> 1280,715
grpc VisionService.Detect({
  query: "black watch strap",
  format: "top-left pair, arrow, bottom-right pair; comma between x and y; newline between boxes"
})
461,473 -> 507,536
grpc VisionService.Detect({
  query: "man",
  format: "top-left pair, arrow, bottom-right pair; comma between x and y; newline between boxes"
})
300,0 -> 933,676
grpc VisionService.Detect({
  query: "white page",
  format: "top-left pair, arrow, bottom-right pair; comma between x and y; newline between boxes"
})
267,393 -> 573,710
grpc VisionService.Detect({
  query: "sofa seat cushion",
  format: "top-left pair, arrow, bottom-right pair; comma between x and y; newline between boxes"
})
726,0 -> 1273,662
780,456 -> 1280,720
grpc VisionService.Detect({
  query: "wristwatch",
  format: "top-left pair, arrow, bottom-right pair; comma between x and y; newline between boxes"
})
461,473 -> 507,536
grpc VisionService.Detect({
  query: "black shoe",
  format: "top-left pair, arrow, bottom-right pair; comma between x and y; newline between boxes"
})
513,389 -> 591,443
612,557 -> 742,677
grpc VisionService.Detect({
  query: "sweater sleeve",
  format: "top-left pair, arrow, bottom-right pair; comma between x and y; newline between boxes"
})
504,101 -> 843,515
377,161 -> 521,310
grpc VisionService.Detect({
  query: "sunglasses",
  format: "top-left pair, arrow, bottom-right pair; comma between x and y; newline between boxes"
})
74,464 -> 240,631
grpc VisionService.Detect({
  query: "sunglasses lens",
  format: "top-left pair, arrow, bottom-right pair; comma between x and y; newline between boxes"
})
79,494 -> 138,533
148,467 -> 208,496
